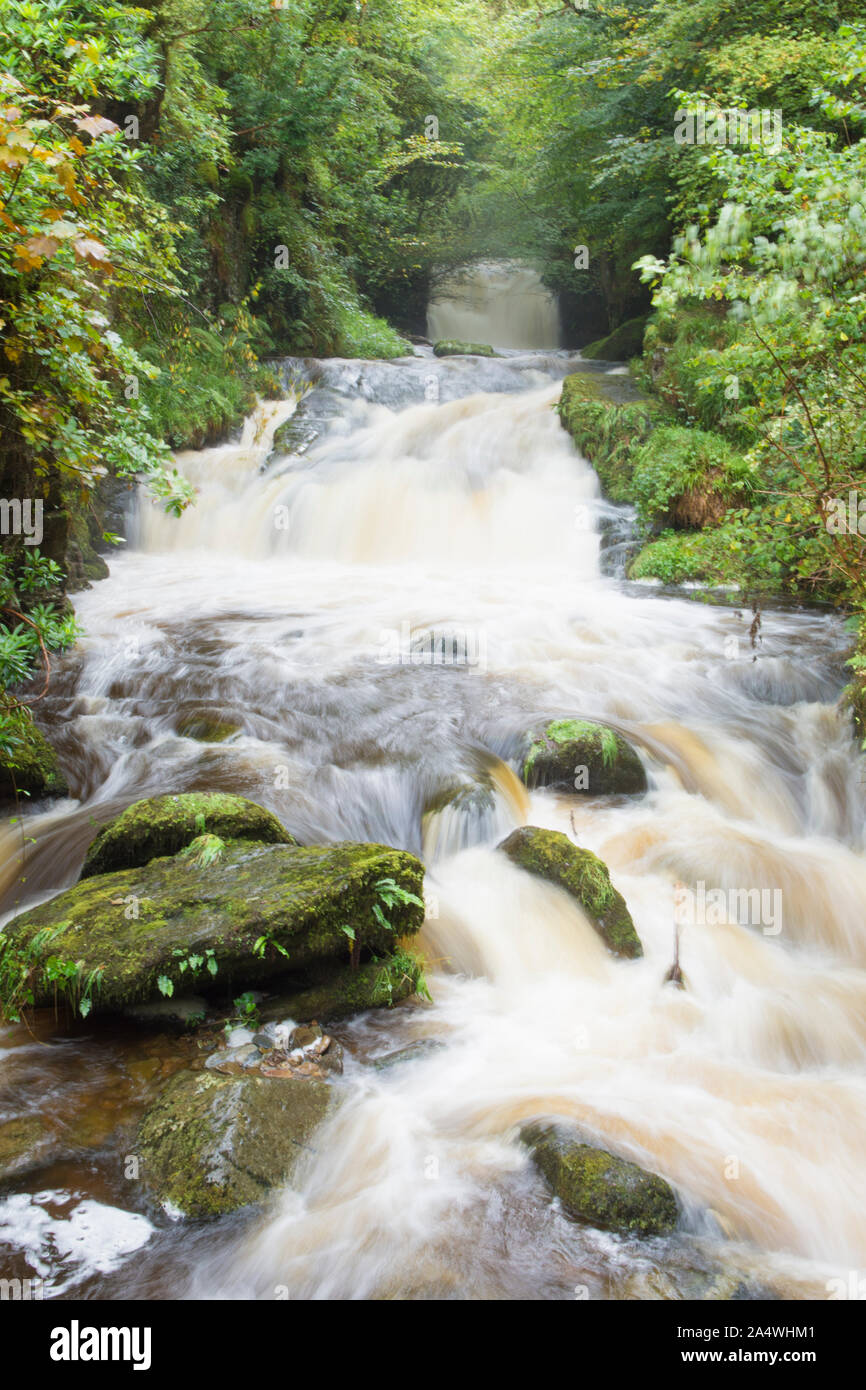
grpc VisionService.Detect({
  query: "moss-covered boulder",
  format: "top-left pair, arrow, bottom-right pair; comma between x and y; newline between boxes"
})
137,1069 -> 339,1217
580,315 -> 648,362
2,839 -> 425,1015
433,340 -> 498,357
521,718 -> 646,796
0,718 -> 68,802
499,826 -> 642,958
262,954 -> 427,1025
81,792 -> 294,879
522,1122 -> 678,1237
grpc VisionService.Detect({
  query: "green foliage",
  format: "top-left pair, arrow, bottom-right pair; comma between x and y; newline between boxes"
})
631,426 -> 753,530
373,947 -> 431,1008
0,921 -> 101,1022
179,833 -> 227,868
229,990 -> 260,1029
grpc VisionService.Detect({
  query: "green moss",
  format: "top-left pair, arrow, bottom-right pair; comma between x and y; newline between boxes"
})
844,613 -> 866,747
631,425 -> 752,530
81,792 -> 294,878
0,1114 -> 51,1182
137,1069 -> 338,1218
521,718 -> 646,795
580,315 -> 648,361
522,1123 -> 678,1236
175,714 -> 240,743
273,953 -> 425,1023
557,374 -> 671,502
433,340 -> 498,358
3,839 -> 426,1016
499,826 -> 642,959
629,527 -> 750,587
0,717 -> 68,802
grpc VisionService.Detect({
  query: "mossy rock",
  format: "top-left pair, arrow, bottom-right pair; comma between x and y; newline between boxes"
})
0,719 -> 68,803
3,839 -> 426,1015
499,826 -> 642,958
137,1069 -> 339,1217
175,714 -> 241,744
580,315 -> 648,361
81,792 -> 294,879
522,1122 -> 678,1236
0,1114 -> 54,1184
264,955 -> 425,1025
521,719 -> 646,795
433,340 -> 498,358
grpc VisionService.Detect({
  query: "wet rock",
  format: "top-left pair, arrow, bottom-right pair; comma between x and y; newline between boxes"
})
433,340 -> 498,358
81,791 -> 295,878
175,713 -> 241,744
4,841 -> 425,1016
499,826 -> 642,959
261,956 -> 425,1026
0,719 -> 68,803
372,1038 -> 447,1070
271,388 -> 346,458
522,718 -> 646,795
0,1115 -> 54,1183
521,1122 -> 678,1237
259,1023 -> 344,1078
137,1069 -> 339,1217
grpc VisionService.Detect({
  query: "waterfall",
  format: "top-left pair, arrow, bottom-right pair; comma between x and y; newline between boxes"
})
1,291 -> 865,1300
427,259 -> 561,348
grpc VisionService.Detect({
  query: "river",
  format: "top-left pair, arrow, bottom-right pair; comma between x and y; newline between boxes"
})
0,272 -> 865,1300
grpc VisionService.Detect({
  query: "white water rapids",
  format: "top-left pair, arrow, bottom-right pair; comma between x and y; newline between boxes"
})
1,338 -> 865,1300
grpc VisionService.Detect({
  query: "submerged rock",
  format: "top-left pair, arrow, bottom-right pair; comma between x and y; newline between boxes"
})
137,1069 -> 339,1217
3,840 -> 425,1015
521,718 -> 646,795
498,826 -> 642,958
0,1115 -> 54,1183
522,1122 -> 678,1237
372,1038 -> 447,1070
433,340 -> 498,358
81,791 -> 294,879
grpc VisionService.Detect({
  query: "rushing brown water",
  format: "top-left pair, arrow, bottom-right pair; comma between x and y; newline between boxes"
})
1,336 -> 865,1301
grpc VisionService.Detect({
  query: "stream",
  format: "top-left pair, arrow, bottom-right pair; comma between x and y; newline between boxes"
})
1,270 -> 865,1300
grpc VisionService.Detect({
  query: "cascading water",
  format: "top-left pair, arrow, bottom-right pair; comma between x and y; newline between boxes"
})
1,328 -> 865,1300
427,260 -> 561,349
